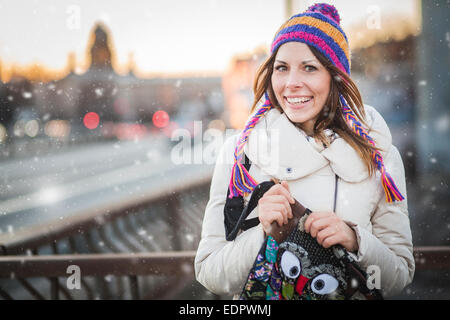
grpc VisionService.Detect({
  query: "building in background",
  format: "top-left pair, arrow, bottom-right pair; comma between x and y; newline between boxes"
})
0,23 -> 224,144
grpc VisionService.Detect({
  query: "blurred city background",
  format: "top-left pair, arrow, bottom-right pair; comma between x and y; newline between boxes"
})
0,0 -> 449,300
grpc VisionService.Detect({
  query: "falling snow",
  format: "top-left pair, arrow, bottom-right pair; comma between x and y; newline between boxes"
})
418,80 -> 427,86
22,91 -> 32,99
185,233 -> 194,242
0,3 -> 447,301
95,88 -> 104,97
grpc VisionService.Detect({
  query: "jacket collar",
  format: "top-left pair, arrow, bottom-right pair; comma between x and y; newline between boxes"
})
243,105 -> 392,183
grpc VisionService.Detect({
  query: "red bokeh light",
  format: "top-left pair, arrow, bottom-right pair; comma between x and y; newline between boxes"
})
83,112 -> 100,129
152,110 -> 170,128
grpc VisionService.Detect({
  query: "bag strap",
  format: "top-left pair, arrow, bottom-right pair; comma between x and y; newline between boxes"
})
224,179 -> 275,241
224,154 -> 277,241
224,154 -> 252,241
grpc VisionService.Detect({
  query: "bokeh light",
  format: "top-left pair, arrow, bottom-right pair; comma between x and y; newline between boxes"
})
24,119 -> 39,138
38,186 -> 63,205
44,120 -> 71,138
152,110 -> 170,128
83,112 -> 100,130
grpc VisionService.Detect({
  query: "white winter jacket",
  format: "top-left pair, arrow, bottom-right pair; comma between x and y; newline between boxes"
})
194,105 -> 415,298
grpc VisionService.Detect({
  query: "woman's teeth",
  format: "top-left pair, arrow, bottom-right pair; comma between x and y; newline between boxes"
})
286,97 -> 313,105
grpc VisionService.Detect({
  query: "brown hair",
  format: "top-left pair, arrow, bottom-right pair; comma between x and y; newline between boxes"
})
251,45 -> 379,176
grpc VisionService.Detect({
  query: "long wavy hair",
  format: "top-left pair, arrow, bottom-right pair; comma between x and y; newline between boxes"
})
250,45 -> 380,176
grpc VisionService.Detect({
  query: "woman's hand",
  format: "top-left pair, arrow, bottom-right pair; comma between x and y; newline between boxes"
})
258,181 -> 295,233
304,211 -> 359,253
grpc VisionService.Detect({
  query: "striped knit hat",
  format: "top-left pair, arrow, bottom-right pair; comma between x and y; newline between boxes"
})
271,3 -> 350,75
228,3 -> 404,203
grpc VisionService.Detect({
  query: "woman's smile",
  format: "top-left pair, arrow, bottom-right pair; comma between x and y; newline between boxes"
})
284,95 -> 314,110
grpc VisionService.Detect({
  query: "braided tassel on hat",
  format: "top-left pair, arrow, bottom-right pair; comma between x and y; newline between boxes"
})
340,96 -> 404,202
228,99 -> 272,198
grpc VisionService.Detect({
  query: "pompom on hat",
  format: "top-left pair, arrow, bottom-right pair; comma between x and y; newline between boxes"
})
228,3 -> 404,203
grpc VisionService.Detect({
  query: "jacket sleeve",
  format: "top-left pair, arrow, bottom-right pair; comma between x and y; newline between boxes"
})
350,145 -> 415,297
194,134 -> 266,296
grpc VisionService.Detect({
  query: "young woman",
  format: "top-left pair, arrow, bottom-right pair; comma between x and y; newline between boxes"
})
195,3 -> 414,298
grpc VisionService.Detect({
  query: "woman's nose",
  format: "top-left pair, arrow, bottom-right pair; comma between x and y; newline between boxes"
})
286,71 -> 305,89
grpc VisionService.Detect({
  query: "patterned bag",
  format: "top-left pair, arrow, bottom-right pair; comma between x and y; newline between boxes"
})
228,180 -> 383,300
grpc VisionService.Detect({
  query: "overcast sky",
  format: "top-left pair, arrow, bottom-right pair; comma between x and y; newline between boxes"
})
0,0 -> 417,74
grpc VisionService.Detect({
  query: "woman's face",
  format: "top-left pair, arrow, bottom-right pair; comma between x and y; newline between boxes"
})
271,42 -> 331,135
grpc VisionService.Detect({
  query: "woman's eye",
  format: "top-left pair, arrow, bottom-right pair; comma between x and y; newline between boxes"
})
311,274 -> 339,295
280,251 -> 301,279
275,65 -> 287,72
305,65 -> 317,72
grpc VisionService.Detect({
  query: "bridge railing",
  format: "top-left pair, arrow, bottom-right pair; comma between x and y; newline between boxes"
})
0,162 -> 218,300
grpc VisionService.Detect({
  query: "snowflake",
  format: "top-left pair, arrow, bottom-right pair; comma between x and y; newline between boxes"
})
22,91 -> 32,99
95,88 -> 104,97
185,233 -> 194,242
418,80 -> 427,86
